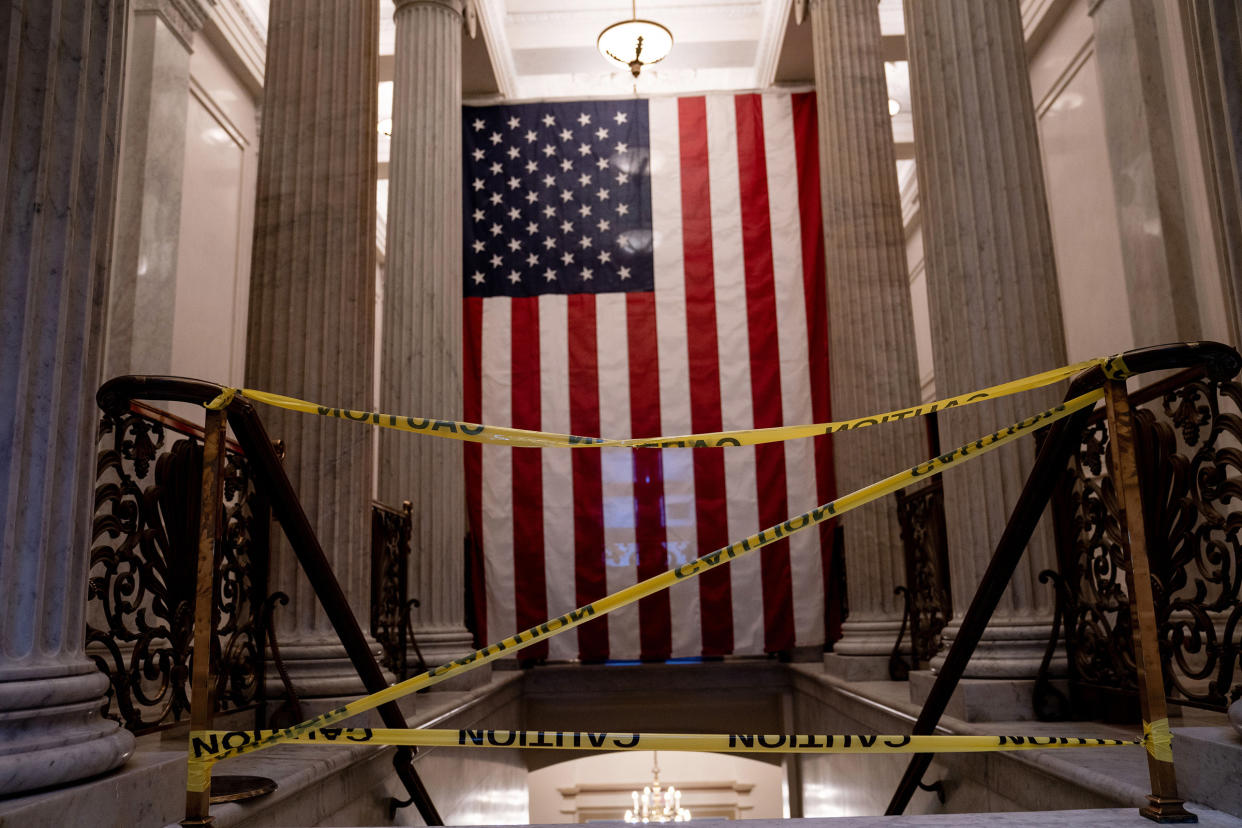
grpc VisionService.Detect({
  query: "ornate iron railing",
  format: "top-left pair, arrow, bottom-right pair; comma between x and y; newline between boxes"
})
895,478 -> 953,673
87,402 -> 270,734
1045,367 -> 1242,718
371,500 -> 414,680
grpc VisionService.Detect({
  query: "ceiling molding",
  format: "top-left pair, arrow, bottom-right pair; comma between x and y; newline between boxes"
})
506,3 -> 762,27
753,0 -> 791,89
474,0 -> 518,98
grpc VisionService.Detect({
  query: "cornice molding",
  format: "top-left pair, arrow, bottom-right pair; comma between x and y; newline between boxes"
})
473,0 -> 517,98
134,0 -> 215,51
754,0 -> 792,89
201,0 -> 265,96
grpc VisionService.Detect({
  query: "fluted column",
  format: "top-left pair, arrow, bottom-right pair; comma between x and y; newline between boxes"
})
906,0 -> 1067,680
245,0 -> 383,698
380,0 -> 477,678
810,0 -> 927,680
0,0 -> 135,794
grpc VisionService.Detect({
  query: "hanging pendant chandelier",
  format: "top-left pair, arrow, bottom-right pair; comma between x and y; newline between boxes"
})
597,0 -> 674,79
623,752 -> 691,823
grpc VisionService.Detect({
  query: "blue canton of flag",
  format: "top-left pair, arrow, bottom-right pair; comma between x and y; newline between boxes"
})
462,100 -> 653,298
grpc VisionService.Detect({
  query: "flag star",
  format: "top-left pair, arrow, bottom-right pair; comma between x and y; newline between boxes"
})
581,266 -> 594,280
559,128 -> 573,142
543,236 -> 557,249
489,223 -> 503,236
490,253 -> 503,267
525,130 -> 538,143
543,174 -> 556,188
578,235 -> 592,248
618,265 -> 632,279
472,117 -> 486,131
489,192 -> 503,205
594,127 -> 609,140
489,131 -> 503,145
472,147 -> 485,161
542,205 -> 556,218
544,267 -> 557,281
596,157 -> 610,170
472,270 -> 486,284
525,160 -> 538,173
472,208 -> 485,222
472,239 -> 486,253
507,176 -> 521,190
578,173 -> 592,187
597,250 -> 612,264
577,112 -> 591,126
526,252 -> 539,266
508,269 -> 521,283
560,219 -> 573,234
542,144 -> 557,157
616,171 -> 629,184
507,206 -> 521,220
616,203 -> 629,215
578,204 -> 592,218
560,158 -> 574,172
596,187 -> 610,201
614,142 -> 628,154
507,115 -> 520,129
508,238 -> 522,252
614,111 -> 628,124
525,191 -> 539,204
578,143 -> 592,156
596,218 -> 611,232
506,146 -> 520,160
490,161 -> 503,175
526,221 -> 539,234
472,178 -> 485,191
560,189 -> 574,203
561,251 -> 575,265
542,113 -> 556,127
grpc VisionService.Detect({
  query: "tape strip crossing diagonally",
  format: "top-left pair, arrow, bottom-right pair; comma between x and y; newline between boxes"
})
186,385 -> 1108,786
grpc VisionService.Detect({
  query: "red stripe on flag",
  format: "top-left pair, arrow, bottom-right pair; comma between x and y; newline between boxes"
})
511,296 -> 547,661
626,292 -> 673,660
792,90 -> 840,642
677,96 -> 733,657
568,294 -> 609,661
735,94 -> 795,653
464,296 -> 486,646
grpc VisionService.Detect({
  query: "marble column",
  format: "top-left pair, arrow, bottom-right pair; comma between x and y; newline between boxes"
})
1089,0 -> 1200,343
810,0 -> 927,680
0,0 -> 136,795
380,0 -> 478,680
104,0 -> 211,378
245,0 -> 384,698
905,0 -> 1067,681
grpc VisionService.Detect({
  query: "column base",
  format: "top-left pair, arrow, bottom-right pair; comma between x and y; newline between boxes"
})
411,628 -> 490,690
929,618 -> 1063,679
824,618 -> 906,681
907,669 -> 1070,722
0,664 -> 135,796
266,637 -> 393,700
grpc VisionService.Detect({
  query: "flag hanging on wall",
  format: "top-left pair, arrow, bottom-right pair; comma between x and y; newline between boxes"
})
462,92 -> 835,661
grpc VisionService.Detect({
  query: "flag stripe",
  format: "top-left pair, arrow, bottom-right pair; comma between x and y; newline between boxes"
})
511,297 -> 549,660
480,298 -> 515,644
736,94 -> 795,652
539,294 -> 577,662
464,296 -> 486,644
568,293 -> 609,661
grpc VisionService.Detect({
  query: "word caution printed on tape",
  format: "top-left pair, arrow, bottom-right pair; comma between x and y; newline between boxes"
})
186,385 -> 1110,787
205,356 -> 1128,448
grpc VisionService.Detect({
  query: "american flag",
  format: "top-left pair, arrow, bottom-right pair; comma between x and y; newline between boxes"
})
463,92 -> 835,661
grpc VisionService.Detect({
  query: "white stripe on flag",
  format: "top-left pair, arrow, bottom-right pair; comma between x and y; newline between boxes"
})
762,93 -> 824,646
705,94 -> 763,656
480,297 -> 516,644
539,293 -> 576,662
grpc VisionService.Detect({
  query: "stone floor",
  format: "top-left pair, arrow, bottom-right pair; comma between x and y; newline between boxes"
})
448,811 -> 1242,827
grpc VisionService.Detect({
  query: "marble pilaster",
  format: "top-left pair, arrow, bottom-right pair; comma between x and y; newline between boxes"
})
245,0 -> 385,698
380,0 -> 478,678
0,0 -> 135,795
904,0 -> 1067,678
809,0 -> 928,680
1089,0 -> 1200,343
103,0 -> 211,378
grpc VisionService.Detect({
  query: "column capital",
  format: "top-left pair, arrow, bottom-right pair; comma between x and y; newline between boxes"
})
134,0 -> 216,50
395,0 -> 465,17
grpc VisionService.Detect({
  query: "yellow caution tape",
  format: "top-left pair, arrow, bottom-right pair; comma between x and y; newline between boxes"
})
188,727 -> 1140,760
204,387 -> 236,410
1143,718 -> 1173,762
186,758 -> 212,793
205,356 -> 1118,448
189,387 -> 1105,775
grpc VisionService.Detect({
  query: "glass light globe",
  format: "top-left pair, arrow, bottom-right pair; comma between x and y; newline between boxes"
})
597,19 -> 674,78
